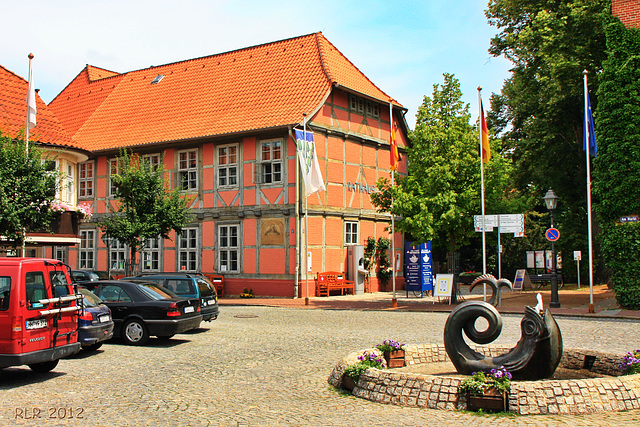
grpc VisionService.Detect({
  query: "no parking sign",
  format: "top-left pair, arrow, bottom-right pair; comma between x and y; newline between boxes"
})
545,228 -> 560,242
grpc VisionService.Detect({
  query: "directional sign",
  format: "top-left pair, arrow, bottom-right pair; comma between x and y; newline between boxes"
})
545,228 -> 560,242
474,214 -> 525,236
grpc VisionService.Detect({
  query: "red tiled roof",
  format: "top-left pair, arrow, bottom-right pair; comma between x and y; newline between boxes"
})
0,64 -> 75,147
49,33 -> 399,152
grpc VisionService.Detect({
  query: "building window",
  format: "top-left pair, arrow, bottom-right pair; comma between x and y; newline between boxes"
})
178,228 -> 198,271
178,149 -> 198,191
109,158 -> 121,197
78,161 -> 94,198
345,221 -> 359,245
217,145 -> 238,187
65,164 -> 75,203
350,95 -> 379,118
142,154 -> 161,171
53,246 -> 68,264
142,237 -> 161,271
261,140 -> 282,184
109,239 -> 128,271
219,224 -> 239,272
79,230 -> 95,269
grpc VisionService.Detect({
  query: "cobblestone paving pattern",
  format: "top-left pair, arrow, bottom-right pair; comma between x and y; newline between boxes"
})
2,307 -> 640,426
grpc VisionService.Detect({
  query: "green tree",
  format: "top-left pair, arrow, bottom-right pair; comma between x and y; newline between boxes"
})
486,0 -> 610,278
372,74 -> 480,267
0,133 -> 58,248
100,150 -> 193,274
593,16 -> 640,308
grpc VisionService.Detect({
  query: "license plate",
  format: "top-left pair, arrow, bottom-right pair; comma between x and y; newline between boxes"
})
99,315 -> 110,323
184,306 -> 194,313
26,319 -> 47,330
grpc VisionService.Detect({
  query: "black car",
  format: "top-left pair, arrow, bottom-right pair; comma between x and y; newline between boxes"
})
71,270 -> 112,283
123,273 -> 219,321
81,280 -> 202,345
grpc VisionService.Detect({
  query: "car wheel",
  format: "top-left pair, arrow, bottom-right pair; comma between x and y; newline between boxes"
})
28,360 -> 59,373
122,319 -> 149,345
83,343 -> 103,351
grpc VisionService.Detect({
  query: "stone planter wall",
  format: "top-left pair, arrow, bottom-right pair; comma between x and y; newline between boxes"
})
329,344 -> 640,415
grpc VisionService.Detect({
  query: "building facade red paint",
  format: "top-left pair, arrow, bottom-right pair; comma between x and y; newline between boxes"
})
45,33 -> 409,297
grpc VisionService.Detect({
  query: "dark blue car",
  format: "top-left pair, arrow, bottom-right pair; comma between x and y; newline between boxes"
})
78,287 -> 114,351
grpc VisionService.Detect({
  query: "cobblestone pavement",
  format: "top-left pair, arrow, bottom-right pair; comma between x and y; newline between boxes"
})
3,306 -> 640,426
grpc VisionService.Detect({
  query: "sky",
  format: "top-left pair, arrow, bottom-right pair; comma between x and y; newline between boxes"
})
2,0 -> 512,129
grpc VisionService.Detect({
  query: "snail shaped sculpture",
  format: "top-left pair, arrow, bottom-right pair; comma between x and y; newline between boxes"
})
469,274 -> 512,306
443,298 -> 563,380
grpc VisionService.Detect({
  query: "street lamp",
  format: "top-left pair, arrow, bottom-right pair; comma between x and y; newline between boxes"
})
542,189 -> 560,308
101,233 -> 113,279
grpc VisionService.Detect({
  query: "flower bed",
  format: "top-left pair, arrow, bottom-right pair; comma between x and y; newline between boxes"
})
329,344 -> 640,415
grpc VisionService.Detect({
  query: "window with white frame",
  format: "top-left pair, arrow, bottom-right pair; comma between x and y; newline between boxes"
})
219,224 -> 239,272
53,246 -> 68,264
142,153 -> 161,171
109,239 -> 128,271
260,140 -> 282,184
178,228 -> 198,271
65,163 -> 75,203
349,95 -> 380,118
109,158 -> 121,196
79,230 -> 95,269
217,145 -> 238,187
345,221 -> 359,245
178,149 -> 198,191
142,237 -> 161,271
78,161 -> 94,198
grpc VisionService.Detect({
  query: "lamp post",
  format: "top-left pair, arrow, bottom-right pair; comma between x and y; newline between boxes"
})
101,233 -> 113,280
543,189 -> 560,308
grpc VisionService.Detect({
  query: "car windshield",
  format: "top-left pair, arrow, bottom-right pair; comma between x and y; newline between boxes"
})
79,288 -> 102,307
93,271 -> 110,280
136,283 -> 176,300
197,279 -> 214,297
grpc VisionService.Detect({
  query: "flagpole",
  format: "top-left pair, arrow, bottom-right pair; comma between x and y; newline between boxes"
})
25,53 -> 35,154
303,113 -> 310,306
583,70 -> 595,313
389,102 -> 397,308
478,87 -> 487,301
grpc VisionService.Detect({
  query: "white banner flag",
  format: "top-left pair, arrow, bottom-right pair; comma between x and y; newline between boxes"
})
26,56 -> 37,130
295,129 -> 325,197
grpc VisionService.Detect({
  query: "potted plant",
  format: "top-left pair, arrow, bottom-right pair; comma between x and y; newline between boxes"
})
458,366 -> 512,412
376,339 -> 406,368
621,349 -> 640,375
341,351 -> 386,391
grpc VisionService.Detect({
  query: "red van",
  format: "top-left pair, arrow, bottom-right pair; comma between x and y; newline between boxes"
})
0,258 -> 81,372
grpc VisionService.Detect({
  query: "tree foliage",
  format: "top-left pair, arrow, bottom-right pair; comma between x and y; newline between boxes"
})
372,74 -> 480,261
486,0 -> 610,277
100,150 -> 193,272
593,16 -> 640,308
0,133 -> 57,247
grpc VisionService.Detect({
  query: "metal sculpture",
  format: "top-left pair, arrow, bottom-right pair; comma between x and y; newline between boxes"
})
443,299 -> 563,380
469,274 -> 512,306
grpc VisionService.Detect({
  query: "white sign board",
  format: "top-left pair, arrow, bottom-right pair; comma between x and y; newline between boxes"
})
574,251 -> 582,261
433,274 -> 454,300
474,214 -> 525,236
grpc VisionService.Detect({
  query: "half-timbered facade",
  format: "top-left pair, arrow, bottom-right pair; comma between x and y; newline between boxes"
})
47,32 -> 409,296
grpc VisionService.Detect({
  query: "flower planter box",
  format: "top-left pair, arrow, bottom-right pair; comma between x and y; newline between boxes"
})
384,350 -> 405,368
467,389 -> 508,412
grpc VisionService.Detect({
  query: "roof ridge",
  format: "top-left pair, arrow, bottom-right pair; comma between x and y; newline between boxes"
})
314,32 -> 334,85
0,64 -> 28,85
112,32 -> 322,76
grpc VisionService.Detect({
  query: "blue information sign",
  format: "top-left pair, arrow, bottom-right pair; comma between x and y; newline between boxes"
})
405,241 -> 433,294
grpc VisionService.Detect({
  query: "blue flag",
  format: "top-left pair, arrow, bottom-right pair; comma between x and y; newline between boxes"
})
583,91 -> 597,157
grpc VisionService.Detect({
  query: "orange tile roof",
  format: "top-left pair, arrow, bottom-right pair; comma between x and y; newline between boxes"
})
49,33 -> 400,152
0,64 -> 75,147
